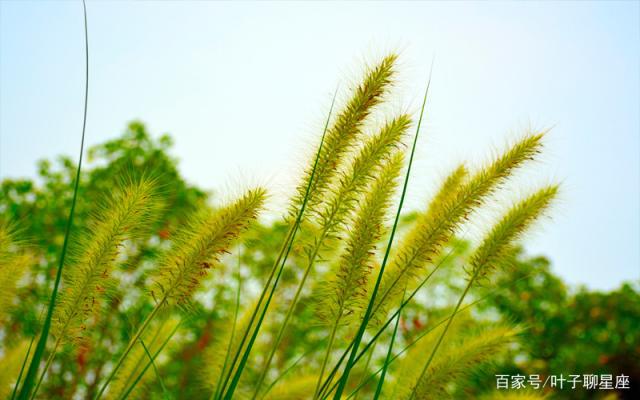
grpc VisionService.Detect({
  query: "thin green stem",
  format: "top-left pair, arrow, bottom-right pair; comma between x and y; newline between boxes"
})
408,270 -> 478,400
140,339 -> 169,399
253,220 -> 333,399
261,346 -> 319,398
28,336 -> 62,400
11,336 -> 35,400
118,319 -> 165,399
212,253 -> 243,400
17,3 -> 89,398
332,60 -> 434,400
218,88 -> 338,400
353,341 -> 375,400
345,272 -> 535,399
373,290 -> 404,399
313,310 -> 342,399
95,299 -> 164,399
318,234 -> 448,400
116,321 -> 181,400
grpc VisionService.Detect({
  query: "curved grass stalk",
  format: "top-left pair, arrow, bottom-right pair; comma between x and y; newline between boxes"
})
407,186 -> 558,400
353,339 -> 375,400
332,62 -> 434,400
215,88 -> 338,400
253,116 -> 410,400
17,2 -> 89,398
108,315 -> 168,400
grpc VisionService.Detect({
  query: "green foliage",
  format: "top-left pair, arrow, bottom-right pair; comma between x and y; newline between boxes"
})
477,249 -> 640,399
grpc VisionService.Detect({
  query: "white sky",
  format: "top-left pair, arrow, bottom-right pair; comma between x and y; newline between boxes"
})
1,1 -> 639,290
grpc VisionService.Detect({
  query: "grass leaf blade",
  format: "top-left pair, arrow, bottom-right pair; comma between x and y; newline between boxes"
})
17,2 -> 89,398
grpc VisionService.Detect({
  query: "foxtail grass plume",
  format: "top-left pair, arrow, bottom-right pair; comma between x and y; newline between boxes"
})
371,133 -> 544,323
406,185 -> 558,400
469,185 -> 559,279
312,115 -> 410,232
148,188 -> 266,308
292,54 -> 398,219
52,177 -> 162,344
318,151 -> 405,327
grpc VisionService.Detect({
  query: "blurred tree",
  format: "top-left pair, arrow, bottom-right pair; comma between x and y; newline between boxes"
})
477,248 -> 640,399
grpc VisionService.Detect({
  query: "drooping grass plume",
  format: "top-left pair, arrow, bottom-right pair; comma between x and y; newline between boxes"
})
149,188 -> 266,308
291,54 -> 398,218
371,133 -> 544,325
314,152 -> 405,398
16,2 -> 89,398
407,186 -> 558,400
393,325 -> 519,399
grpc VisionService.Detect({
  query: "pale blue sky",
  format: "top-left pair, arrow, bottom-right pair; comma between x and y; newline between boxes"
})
1,1 -> 638,290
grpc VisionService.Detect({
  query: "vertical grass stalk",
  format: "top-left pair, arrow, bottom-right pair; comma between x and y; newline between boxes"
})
16,2 -> 89,398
